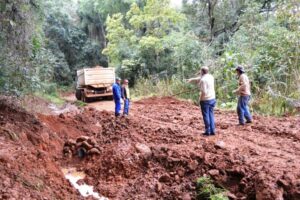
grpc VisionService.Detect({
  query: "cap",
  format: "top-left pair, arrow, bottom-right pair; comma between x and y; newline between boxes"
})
235,66 -> 245,73
116,77 -> 121,81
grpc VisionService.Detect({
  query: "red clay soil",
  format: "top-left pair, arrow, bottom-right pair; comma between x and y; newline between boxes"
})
1,96 -> 300,199
0,97 -> 81,199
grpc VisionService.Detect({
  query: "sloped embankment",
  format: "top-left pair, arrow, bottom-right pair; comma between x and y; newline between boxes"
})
0,97 -> 80,199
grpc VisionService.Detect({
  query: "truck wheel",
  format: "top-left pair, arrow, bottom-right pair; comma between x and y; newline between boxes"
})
81,91 -> 87,103
75,89 -> 82,100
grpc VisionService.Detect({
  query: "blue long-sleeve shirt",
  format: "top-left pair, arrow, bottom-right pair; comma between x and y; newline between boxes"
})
112,83 -> 121,101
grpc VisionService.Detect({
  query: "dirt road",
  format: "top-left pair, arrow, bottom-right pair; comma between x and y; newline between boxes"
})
0,96 -> 299,199
63,93 -> 115,112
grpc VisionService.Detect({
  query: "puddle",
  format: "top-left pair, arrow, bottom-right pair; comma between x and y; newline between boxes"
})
62,168 -> 108,200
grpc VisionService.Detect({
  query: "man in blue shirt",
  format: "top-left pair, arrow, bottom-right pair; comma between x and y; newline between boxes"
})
112,77 -> 122,117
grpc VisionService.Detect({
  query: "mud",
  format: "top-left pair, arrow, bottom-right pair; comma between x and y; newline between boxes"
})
0,97 -> 80,199
0,96 -> 299,199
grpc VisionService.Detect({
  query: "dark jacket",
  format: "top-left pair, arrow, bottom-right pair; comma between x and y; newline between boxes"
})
121,85 -> 129,99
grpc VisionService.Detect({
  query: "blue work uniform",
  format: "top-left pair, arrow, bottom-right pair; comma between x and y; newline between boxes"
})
112,83 -> 121,116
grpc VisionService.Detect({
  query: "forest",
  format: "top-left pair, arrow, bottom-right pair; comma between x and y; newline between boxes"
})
0,0 -> 299,115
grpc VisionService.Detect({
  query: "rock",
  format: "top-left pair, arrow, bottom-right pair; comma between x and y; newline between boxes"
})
188,160 -> 198,171
63,146 -> 71,154
277,179 -> 289,188
220,124 -> 229,129
208,169 -> 220,177
0,154 -> 11,163
87,137 -> 97,146
175,175 -> 180,182
2,178 -> 10,187
215,140 -> 225,149
76,179 -> 85,186
59,113 -> 65,119
159,174 -> 171,183
82,141 -> 93,150
135,143 -> 152,157
156,182 -> 163,192
66,139 -> 76,146
76,136 -> 89,143
76,142 -> 83,148
88,148 -> 101,155
177,168 -> 185,177
182,193 -> 191,200
88,107 -> 95,111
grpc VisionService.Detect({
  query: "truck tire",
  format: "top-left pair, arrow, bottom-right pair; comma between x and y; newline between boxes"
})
81,90 -> 88,103
75,89 -> 82,100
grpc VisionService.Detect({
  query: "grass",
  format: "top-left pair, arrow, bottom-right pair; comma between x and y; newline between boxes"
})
131,77 -> 199,103
132,78 -> 299,116
196,177 -> 229,200
35,92 -> 65,106
74,100 -> 87,107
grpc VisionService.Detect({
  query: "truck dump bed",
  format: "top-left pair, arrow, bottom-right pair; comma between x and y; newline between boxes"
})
76,67 -> 115,101
77,67 -> 115,87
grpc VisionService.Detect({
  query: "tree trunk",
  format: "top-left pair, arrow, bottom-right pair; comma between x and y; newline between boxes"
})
207,0 -> 217,42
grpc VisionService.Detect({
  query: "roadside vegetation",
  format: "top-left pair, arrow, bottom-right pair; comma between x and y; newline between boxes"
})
196,177 -> 229,200
0,0 -> 299,115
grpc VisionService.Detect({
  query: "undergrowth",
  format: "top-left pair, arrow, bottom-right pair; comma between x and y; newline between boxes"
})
132,77 -> 199,103
196,177 -> 229,200
35,92 -> 65,106
132,78 -> 299,116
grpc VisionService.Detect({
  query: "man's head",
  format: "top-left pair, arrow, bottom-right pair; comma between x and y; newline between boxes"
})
123,79 -> 129,86
235,66 -> 245,75
116,77 -> 121,84
200,66 -> 209,75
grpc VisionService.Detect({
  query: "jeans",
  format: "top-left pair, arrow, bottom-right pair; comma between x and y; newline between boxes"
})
123,99 -> 130,115
200,99 -> 216,134
114,100 -> 121,116
237,95 -> 252,124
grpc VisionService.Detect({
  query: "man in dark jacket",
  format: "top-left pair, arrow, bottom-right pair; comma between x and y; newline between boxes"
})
121,79 -> 130,116
112,77 -> 122,117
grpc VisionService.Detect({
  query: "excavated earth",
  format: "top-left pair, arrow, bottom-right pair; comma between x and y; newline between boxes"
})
0,96 -> 299,200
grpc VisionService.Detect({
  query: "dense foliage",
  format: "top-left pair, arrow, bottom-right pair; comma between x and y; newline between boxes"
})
0,0 -> 299,114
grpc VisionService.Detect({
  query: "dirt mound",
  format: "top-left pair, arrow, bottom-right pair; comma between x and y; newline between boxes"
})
0,97 -> 80,199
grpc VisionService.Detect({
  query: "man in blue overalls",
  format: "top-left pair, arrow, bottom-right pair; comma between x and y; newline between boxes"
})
112,77 -> 122,117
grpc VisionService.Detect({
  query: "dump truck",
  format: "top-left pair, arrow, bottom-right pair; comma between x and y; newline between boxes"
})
75,66 -> 115,102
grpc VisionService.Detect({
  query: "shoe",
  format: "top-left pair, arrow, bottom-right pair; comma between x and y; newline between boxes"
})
246,120 -> 252,124
210,133 -> 215,136
202,133 -> 210,136
238,123 -> 245,126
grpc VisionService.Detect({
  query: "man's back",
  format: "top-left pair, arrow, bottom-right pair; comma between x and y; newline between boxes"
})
200,74 -> 215,101
238,73 -> 251,96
